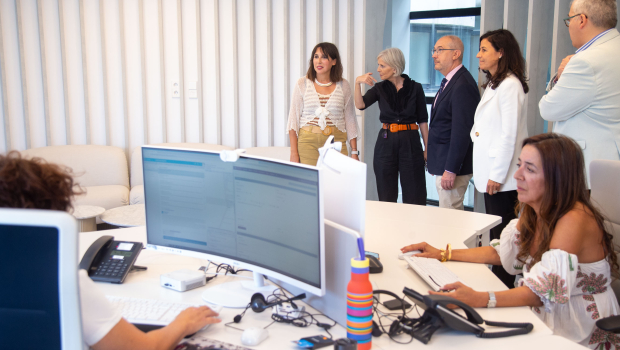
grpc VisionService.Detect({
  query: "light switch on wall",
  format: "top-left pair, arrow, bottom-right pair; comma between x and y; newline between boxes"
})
188,81 -> 197,99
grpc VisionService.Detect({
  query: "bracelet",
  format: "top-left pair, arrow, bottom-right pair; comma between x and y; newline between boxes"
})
446,243 -> 452,261
439,249 -> 447,262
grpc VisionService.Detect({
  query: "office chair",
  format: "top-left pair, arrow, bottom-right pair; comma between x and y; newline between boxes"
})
589,160 -> 620,333
0,208 -> 83,349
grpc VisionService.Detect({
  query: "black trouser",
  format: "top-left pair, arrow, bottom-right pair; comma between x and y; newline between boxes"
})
373,128 -> 426,205
484,190 -> 519,289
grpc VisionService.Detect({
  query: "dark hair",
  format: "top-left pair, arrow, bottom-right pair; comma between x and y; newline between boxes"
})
516,133 -> 618,278
479,29 -> 529,93
0,151 -> 81,211
306,42 -> 343,82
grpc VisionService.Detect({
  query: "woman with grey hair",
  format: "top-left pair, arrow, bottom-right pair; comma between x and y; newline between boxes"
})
354,47 -> 429,205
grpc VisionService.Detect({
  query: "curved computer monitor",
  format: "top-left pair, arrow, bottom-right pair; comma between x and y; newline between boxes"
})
142,146 -> 325,308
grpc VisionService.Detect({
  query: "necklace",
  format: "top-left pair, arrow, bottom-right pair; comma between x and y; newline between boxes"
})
315,79 -> 333,87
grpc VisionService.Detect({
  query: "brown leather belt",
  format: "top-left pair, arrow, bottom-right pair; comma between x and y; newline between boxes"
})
382,123 -> 418,133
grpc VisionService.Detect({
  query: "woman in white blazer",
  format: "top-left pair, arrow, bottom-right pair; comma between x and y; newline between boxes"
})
471,29 -> 529,288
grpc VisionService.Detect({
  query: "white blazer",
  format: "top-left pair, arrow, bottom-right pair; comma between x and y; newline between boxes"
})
470,74 -> 528,193
539,29 -> 620,188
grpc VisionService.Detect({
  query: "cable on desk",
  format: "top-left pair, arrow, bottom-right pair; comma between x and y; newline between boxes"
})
372,291 -> 420,344
199,262 -> 254,283
267,288 -> 337,339
223,285 -> 337,339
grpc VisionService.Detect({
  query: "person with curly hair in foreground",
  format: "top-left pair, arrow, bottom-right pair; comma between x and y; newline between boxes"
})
0,151 -> 221,350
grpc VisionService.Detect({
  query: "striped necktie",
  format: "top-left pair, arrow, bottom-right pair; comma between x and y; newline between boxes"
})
433,78 -> 448,108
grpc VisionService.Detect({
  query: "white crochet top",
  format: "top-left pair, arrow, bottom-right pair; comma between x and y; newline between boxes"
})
286,77 -> 359,142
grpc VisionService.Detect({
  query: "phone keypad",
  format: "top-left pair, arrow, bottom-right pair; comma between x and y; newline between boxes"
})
94,259 -> 129,278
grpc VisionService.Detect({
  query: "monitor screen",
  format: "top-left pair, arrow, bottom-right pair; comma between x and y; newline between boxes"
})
0,209 -> 82,349
0,224 -> 61,348
143,147 -> 322,290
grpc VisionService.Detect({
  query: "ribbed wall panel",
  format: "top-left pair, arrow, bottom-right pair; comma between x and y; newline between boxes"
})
0,0 -> 366,155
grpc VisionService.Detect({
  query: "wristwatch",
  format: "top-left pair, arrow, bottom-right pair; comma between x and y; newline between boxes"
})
351,150 -> 360,155
487,291 -> 496,308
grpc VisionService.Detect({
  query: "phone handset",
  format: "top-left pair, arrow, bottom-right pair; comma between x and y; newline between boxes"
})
423,294 -> 484,324
79,235 -> 114,271
402,287 -> 532,343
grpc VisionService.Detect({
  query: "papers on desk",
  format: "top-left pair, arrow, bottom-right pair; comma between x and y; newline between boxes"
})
176,336 -> 252,350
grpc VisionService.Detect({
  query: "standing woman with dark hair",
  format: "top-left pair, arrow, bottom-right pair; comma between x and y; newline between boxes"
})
287,42 -> 359,165
470,29 -> 529,288
354,48 -> 428,205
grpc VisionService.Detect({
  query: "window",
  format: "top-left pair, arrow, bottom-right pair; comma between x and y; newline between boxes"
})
409,4 -> 481,100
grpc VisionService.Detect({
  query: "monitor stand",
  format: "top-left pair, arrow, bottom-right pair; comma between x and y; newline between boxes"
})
201,271 -> 277,308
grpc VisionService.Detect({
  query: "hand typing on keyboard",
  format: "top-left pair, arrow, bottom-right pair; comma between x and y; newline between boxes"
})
97,295 -> 223,350
174,306 -> 222,334
106,296 -> 222,334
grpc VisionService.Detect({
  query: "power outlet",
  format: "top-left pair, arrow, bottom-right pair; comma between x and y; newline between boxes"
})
172,81 -> 180,98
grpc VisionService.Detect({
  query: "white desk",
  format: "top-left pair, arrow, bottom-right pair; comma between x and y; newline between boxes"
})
78,201 -> 584,349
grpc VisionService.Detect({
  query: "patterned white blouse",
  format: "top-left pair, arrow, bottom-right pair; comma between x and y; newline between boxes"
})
286,77 -> 359,142
492,219 -> 620,349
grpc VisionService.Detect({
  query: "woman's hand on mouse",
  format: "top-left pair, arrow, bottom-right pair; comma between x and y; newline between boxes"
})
175,306 -> 221,335
428,282 -> 488,308
401,242 -> 441,260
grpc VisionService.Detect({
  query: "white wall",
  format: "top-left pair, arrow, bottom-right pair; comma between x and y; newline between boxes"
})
0,0 -> 368,156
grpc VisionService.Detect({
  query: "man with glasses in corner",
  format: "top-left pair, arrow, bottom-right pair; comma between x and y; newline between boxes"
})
427,35 -> 479,210
539,0 -> 620,188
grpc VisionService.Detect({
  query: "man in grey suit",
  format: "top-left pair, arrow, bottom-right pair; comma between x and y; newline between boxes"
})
539,0 -> 620,188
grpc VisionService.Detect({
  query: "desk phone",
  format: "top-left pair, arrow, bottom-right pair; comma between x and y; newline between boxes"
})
79,235 -> 144,283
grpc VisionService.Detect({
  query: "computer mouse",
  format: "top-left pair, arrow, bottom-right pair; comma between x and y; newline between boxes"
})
398,250 -> 421,260
240,327 -> 269,346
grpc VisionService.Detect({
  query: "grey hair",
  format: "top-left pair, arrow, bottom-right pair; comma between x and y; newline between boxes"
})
377,48 -> 406,76
571,0 -> 618,29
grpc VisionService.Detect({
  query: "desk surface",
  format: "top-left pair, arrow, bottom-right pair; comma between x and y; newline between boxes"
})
78,201 -> 584,349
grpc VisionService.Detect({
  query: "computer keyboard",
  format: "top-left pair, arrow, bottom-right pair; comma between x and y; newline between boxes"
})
106,296 -> 223,327
403,256 -> 461,291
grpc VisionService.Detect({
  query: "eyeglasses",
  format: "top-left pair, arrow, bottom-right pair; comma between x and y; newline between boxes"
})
563,13 -> 586,27
431,48 -> 457,55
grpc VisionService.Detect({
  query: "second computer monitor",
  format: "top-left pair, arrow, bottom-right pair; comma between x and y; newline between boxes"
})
142,147 -> 325,307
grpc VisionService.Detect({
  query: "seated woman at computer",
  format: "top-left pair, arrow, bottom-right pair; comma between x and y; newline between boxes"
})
400,133 -> 619,349
0,152 -> 221,350
286,42 -> 359,165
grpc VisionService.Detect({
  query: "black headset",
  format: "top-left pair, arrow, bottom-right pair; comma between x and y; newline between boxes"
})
371,289 -> 412,338
233,292 -> 307,323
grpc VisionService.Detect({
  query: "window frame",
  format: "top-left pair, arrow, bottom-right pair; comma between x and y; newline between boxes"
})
410,7 -> 482,104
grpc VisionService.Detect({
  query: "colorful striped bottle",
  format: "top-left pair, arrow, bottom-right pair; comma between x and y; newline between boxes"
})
347,257 -> 373,350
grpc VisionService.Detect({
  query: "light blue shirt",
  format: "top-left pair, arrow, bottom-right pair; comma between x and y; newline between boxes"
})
576,29 -> 612,53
